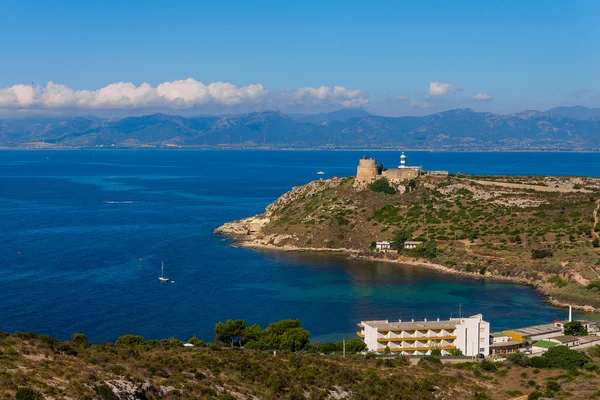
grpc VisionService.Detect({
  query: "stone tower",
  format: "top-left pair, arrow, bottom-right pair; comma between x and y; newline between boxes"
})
356,156 -> 378,181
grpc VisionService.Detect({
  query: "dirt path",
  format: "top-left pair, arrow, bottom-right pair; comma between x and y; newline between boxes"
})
469,179 -> 591,193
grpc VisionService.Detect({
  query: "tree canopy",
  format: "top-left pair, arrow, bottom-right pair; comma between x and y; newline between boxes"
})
563,321 -> 588,336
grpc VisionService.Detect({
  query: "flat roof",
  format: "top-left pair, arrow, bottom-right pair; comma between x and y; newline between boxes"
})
361,315 -> 483,331
361,320 -> 457,330
577,336 -> 600,345
491,333 -> 509,338
405,241 -> 423,244
490,340 -> 523,348
550,335 -> 579,344
506,324 -> 562,337
555,320 -> 598,325
533,340 -> 559,349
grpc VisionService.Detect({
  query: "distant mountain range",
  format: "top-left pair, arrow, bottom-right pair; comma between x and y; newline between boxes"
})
1,106 -> 600,150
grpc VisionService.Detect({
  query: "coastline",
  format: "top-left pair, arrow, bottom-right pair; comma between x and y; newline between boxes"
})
229,237 -> 599,313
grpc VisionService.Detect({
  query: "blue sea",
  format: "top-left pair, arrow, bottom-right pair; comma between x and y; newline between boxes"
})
1,150 -> 599,343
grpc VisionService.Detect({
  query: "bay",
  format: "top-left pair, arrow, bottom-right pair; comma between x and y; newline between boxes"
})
0,150 -> 598,343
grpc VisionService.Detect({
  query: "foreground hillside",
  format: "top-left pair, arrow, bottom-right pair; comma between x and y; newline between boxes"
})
216,174 -> 600,309
3,330 -> 600,400
3,108 -> 600,150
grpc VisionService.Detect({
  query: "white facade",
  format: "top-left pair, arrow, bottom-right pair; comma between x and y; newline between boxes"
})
358,314 -> 489,356
375,241 -> 394,250
404,241 -> 423,250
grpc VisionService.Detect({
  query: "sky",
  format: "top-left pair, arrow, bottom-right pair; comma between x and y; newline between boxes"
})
0,0 -> 598,117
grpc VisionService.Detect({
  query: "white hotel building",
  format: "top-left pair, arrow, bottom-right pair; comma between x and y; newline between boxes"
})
357,314 -> 490,356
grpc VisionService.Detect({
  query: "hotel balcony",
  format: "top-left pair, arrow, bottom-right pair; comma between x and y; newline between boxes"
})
376,335 -> 456,342
357,331 -> 365,338
376,345 -> 457,353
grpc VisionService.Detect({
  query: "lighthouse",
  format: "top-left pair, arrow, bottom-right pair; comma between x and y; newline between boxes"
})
399,152 -> 406,169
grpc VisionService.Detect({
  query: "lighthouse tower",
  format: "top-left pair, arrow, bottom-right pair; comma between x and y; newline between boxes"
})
399,152 -> 406,169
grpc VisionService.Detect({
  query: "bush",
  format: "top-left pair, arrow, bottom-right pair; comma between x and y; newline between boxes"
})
507,352 -> 530,367
527,391 -> 543,400
345,338 -> 367,353
116,335 -> 144,346
563,321 -> 588,336
531,249 -> 553,259
187,336 -> 206,347
368,177 -> 395,195
593,238 -> 599,248
16,387 -> 43,400
71,333 -> 89,347
430,348 -> 442,356
545,380 -> 561,393
479,359 -> 497,372
531,346 -> 592,370
418,356 -> 442,365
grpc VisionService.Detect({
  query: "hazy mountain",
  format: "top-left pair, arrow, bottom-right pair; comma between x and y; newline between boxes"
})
545,106 -> 600,120
2,108 -> 600,150
288,108 -> 372,124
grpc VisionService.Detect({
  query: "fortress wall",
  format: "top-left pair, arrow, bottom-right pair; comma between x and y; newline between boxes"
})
382,168 -> 419,180
356,158 -> 378,181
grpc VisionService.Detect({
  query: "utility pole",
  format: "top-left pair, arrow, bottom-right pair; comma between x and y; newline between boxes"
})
343,339 -> 346,358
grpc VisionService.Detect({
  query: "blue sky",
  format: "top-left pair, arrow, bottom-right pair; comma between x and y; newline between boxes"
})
0,0 -> 598,116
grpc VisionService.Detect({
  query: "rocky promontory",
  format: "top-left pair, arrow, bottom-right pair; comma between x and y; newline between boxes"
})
216,174 -> 600,310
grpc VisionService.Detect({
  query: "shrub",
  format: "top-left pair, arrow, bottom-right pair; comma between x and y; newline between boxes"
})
507,352 -> 530,367
531,249 -> 553,259
527,391 -> 543,400
479,267 -> 487,275
16,387 -> 43,400
71,333 -> 89,347
531,346 -> 592,370
430,348 -> 442,356
116,335 -> 144,346
448,348 -> 463,356
593,238 -> 599,248
345,338 -> 367,353
418,356 -> 442,365
368,177 -> 395,195
545,380 -> 561,393
547,274 -> 568,288
479,359 -> 497,372
187,336 -> 206,347
563,321 -> 588,336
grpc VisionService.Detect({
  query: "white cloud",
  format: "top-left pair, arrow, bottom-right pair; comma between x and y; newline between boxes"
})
472,92 -> 493,101
428,81 -> 461,97
0,79 -> 268,109
410,100 -> 435,109
285,85 -> 368,108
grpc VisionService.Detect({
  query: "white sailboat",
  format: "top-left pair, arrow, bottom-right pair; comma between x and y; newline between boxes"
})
159,261 -> 169,282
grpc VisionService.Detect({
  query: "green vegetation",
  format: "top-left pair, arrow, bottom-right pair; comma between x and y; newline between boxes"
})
232,174 -> 600,309
563,321 -> 589,336
5,327 -> 600,399
368,177 -> 395,195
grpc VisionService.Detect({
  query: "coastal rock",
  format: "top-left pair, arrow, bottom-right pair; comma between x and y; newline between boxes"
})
214,215 -> 270,237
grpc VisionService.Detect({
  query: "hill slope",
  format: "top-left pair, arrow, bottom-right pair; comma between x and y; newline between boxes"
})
3,330 -> 600,399
216,174 -> 600,309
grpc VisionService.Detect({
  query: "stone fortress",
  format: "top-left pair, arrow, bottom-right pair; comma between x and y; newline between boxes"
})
356,152 -> 419,183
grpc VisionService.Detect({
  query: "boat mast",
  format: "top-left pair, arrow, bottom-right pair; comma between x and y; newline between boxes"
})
162,261 -> 164,278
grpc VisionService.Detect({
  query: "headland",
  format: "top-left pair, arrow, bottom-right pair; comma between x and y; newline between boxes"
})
215,152 -> 600,312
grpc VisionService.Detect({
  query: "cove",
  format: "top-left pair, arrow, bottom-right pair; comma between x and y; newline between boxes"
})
0,150 -> 597,343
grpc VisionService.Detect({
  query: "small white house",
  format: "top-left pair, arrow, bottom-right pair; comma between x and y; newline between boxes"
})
375,241 -> 394,250
404,241 -> 423,250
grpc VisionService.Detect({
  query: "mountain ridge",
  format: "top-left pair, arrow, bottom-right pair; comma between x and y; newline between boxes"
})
2,107 -> 600,150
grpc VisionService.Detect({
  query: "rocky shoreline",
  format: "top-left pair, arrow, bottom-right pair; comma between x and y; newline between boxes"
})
214,217 -> 598,314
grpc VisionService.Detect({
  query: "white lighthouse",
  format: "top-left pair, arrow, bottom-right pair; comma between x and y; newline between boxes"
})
399,152 -> 406,169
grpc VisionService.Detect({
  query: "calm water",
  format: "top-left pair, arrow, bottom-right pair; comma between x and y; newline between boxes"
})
0,150 -> 598,343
